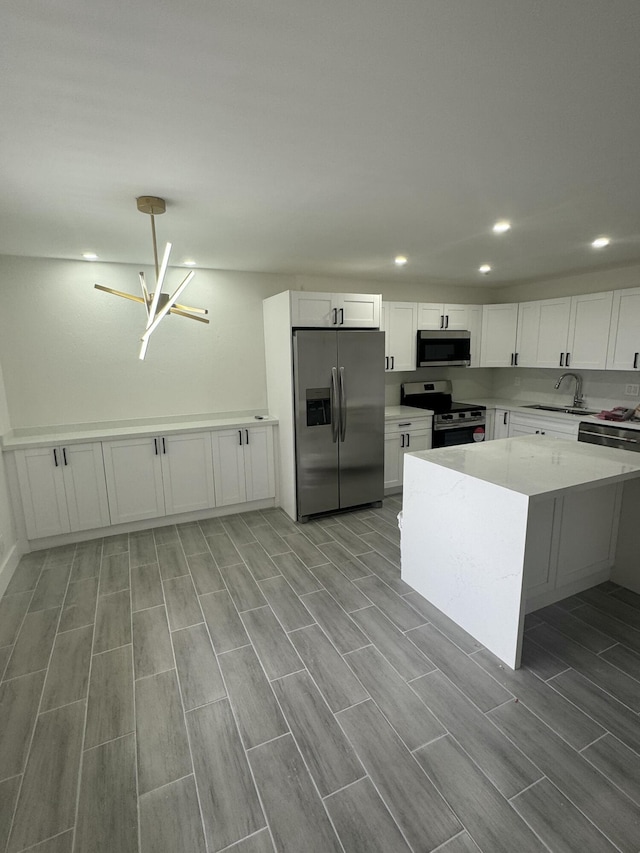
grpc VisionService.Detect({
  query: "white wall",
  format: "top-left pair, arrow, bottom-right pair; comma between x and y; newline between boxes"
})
0,356 -> 19,592
0,256 -> 496,429
498,262 -> 640,303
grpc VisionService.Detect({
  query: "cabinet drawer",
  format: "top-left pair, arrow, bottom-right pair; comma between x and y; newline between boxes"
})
385,418 -> 432,436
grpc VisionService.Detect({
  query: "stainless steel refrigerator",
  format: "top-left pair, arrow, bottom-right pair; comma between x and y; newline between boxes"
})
293,329 -> 385,521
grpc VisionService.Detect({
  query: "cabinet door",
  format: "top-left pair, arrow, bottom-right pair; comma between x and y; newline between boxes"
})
535,297 -> 571,368
290,292 -> 334,327
607,287 -> 640,371
384,434 -> 403,491
336,293 -> 381,328
384,302 -> 418,371
404,428 -> 432,454
15,447 -> 70,539
466,306 -> 483,368
211,430 -> 247,506
443,304 -> 471,331
102,437 -> 165,524
244,426 -> 275,502
494,409 -> 510,439
566,291 -> 613,370
62,442 -> 111,532
515,301 -> 541,367
417,303 -> 445,329
480,304 -> 518,367
161,432 -> 216,515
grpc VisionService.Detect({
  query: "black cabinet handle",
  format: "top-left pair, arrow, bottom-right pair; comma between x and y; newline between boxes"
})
385,356 -> 389,370
400,434 -> 405,448
445,315 -> 449,329
566,352 -> 571,366
560,353 -> 564,367
339,308 -> 344,325
440,315 -> 444,329
62,447 -> 68,466
390,355 -> 395,369
53,448 -> 59,467
503,412 -> 508,425
510,353 -> 514,366
154,438 -> 158,455
162,437 -> 166,454
634,352 -> 639,369
514,352 -> 518,366
238,430 -> 243,445
406,433 -> 410,447
332,308 -> 337,325
245,429 -> 249,445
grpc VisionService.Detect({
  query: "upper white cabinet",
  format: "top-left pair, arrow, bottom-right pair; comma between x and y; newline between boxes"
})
381,302 -> 418,371
481,292 -> 613,370
211,425 -> 275,506
566,291 -> 613,370
15,442 -> 110,539
480,304 -> 519,367
291,291 -> 381,329
417,303 -> 476,331
103,431 -> 216,525
606,287 -> 640,371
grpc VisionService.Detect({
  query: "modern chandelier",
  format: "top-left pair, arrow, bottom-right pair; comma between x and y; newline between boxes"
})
94,196 -> 209,360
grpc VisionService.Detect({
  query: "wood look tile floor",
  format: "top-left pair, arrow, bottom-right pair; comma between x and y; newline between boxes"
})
1,497 -> 640,851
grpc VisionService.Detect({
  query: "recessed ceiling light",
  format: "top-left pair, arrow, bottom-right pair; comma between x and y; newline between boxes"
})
591,236 -> 610,249
82,252 -> 98,261
183,259 -> 197,266
394,255 -> 408,266
492,220 -> 511,234
479,264 -> 491,275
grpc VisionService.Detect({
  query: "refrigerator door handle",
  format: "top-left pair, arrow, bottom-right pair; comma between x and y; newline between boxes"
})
339,366 -> 347,442
330,367 -> 339,443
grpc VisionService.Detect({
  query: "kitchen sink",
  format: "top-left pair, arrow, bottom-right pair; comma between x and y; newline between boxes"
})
522,404 -> 600,416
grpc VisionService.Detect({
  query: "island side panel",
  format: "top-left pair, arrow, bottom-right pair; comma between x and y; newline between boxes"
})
401,453 -> 530,669
612,478 -> 640,594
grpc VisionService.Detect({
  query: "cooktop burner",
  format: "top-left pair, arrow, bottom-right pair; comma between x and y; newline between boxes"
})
400,380 -> 485,417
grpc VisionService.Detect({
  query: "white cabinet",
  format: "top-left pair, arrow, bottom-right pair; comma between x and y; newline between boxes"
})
566,291 -> 613,370
381,302 -> 417,371
480,304 -> 519,367
211,426 -> 275,506
534,297 -> 573,368
607,287 -> 640,371
493,409 -> 510,439
16,443 -> 110,539
291,291 -> 381,328
103,431 -> 216,525
384,418 -> 432,493
417,303 -> 475,331
507,413 -> 579,440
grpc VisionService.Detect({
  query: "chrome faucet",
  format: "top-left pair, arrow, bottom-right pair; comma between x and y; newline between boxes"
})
554,372 -> 584,408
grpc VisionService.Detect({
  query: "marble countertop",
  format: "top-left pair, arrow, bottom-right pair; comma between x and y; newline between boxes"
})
1,413 -> 278,450
385,405 -> 433,421
407,434 -> 640,499
459,397 -> 640,431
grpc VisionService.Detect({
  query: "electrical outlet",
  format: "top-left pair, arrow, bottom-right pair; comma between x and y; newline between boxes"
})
624,384 -> 640,396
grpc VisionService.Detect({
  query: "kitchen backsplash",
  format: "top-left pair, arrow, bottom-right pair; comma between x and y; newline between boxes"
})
489,368 -> 639,410
385,366 -> 639,412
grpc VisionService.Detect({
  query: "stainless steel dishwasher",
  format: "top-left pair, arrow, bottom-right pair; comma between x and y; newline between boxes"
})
578,421 -> 640,452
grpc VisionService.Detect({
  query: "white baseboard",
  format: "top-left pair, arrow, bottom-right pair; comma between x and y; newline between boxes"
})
0,541 -> 24,599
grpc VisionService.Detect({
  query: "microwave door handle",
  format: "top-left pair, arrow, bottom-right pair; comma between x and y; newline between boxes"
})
330,368 -> 339,443
339,366 -> 347,442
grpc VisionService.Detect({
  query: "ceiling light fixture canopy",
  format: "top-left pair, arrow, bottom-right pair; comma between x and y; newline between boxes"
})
94,197 -> 208,360
479,264 -> 491,274
591,236 -> 610,249
492,220 -> 511,234
394,255 -> 408,266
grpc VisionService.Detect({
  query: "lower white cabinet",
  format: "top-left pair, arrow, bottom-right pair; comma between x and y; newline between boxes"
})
15,443 -> 110,539
508,413 -> 579,440
493,409 -> 511,439
102,431 -> 216,525
211,426 -> 275,506
384,419 -> 432,492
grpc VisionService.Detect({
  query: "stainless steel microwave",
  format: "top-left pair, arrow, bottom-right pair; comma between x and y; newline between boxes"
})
417,329 -> 471,367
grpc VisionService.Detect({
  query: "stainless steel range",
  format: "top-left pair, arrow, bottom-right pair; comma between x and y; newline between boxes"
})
401,380 -> 486,447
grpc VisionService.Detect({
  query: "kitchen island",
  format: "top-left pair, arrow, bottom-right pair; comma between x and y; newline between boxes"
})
401,435 -> 640,669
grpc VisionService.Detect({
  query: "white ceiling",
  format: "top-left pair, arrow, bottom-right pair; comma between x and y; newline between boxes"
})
2,0 -> 640,286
